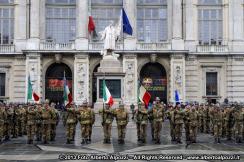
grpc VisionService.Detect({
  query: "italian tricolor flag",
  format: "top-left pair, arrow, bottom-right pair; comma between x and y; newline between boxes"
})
139,85 -> 151,107
27,75 -> 39,102
102,80 -> 114,107
63,75 -> 72,106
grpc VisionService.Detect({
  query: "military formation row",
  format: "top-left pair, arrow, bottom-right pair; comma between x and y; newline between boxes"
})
0,102 -> 59,144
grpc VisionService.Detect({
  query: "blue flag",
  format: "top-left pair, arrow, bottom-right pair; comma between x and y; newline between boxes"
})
121,8 -> 133,35
175,90 -> 180,103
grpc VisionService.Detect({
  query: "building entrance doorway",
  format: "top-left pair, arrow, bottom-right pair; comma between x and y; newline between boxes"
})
140,62 -> 167,103
45,63 -> 72,104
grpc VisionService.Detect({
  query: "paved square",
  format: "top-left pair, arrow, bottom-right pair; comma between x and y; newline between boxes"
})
0,114 -> 243,162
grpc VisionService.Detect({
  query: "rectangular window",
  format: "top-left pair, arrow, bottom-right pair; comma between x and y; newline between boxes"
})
137,0 -> 167,43
0,5 -> 14,45
206,72 -> 217,96
198,0 -> 223,45
91,0 -> 122,41
99,79 -> 121,98
46,2 -> 76,43
0,73 -> 5,96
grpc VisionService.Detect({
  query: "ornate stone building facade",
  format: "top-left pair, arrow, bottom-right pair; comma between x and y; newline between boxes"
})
0,0 -> 243,107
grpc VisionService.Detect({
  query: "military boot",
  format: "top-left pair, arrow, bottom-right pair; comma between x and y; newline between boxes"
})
27,139 -> 31,144
121,139 -> 125,144
217,138 -> 221,143
107,139 -> 111,144
30,139 -> 33,144
214,138 -> 218,143
81,139 -> 86,144
4,136 -> 10,141
66,139 -> 71,144
118,139 -> 122,144
103,139 -> 107,144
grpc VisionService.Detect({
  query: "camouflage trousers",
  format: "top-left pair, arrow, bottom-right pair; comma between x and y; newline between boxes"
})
66,123 -> 75,140
50,124 -> 56,141
203,119 -> 210,133
103,123 -> 112,140
198,119 -> 204,132
184,123 -> 190,141
189,125 -> 197,142
4,123 -> 11,139
26,124 -> 36,141
136,123 -> 141,139
150,122 -> 154,140
117,125 -> 126,140
0,122 -> 4,139
88,124 -> 93,140
213,123 -> 222,138
42,124 -> 50,142
17,120 -> 23,136
35,123 -> 42,140
175,123 -> 183,142
170,122 -> 176,141
153,121 -> 162,141
80,124 -> 90,140
234,122 -> 243,139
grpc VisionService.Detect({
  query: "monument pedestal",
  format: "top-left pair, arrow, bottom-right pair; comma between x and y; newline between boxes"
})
93,53 -> 125,111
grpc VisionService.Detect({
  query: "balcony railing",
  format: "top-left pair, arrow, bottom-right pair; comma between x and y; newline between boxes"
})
136,42 -> 171,51
88,42 -> 123,51
40,42 -> 75,50
197,45 -> 229,53
0,44 -> 15,53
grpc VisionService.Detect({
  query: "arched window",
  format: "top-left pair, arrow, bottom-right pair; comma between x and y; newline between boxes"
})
46,0 -> 76,43
0,0 -> 14,44
198,0 -> 223,45
137,0 -> 167,43
91,0 -> 122,41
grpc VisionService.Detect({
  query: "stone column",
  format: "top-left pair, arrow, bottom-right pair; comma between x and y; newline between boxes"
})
170,54 -> 185,103
14,0 -> 27,52
185,0 -> 197,52
171,0 -> 184,50
26,0 -> 40,50
75,0 -> 88,50
26,53 -> 41,102
74,53 -> 89,105
123,54 -> 137,106
123,0 -> 136,50
229,0 -> 244,52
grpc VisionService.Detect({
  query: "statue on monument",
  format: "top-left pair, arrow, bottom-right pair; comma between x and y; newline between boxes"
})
99,21 -> 120,59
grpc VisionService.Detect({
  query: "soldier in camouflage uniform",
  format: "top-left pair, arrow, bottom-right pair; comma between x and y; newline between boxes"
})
64,105 -> 77,144
35,104 -> 42,141
183,105 -> 191,142
26,105 -> 37,144
4,105 -> 13,141
198,104 -> 204,133
203,105 -> 210,133
150,97 -> 164,144
174,104 -> 184,144
78,100 -> 95,144
223,106 -> 234,140
148,101 -> 156,141
12,105 -> 19,138
99,103 -> 114,144
41,101 -> 52,144
17,105 -> 24,137
135,102 -> 148,143
88,104 -> 95,143
189,106 -> 198,143
49,104 -> 59,141
0,104 -> 6,143
233,106 -> 243,143
114,102 -> 129,144
166,105 -> 176,142
213,105 -> 223,143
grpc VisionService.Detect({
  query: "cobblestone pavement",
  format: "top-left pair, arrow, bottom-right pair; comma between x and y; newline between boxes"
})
0,113 -> 244,162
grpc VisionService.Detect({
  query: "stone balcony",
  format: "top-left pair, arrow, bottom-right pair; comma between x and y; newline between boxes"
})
88,42 -> 171,51
0,44 -> 15,53
40,41 -> 75,51
88,42 -> 123,51
136,42 -> 171,51
196,45 -> 229,53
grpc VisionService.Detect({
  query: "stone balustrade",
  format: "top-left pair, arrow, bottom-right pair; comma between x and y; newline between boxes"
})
40,42 -> 75,50
0,45 -> 15,53
197,45 -> 229,53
